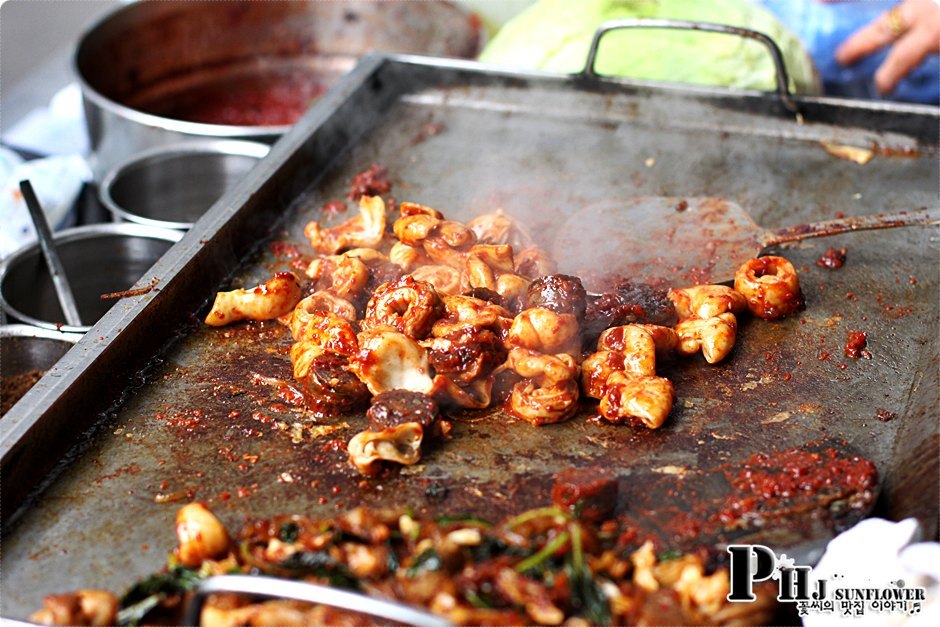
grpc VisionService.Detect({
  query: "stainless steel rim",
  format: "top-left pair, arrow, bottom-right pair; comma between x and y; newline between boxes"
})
0,224 -> 183,334
0,324 -> 81,343
98,140 -> 271,229
72,1 -> 293,138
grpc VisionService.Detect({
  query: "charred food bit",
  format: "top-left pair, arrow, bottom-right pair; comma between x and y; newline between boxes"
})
204,272 -> 302,326
367,389 -> 440,431
817,246 -> 847,269
734,256 -> 803,319
349,391 -> 444,476
347,163 -> 391,201
551,466 -> 618,522
524,274 -> 588,322
845,331 -> 871,359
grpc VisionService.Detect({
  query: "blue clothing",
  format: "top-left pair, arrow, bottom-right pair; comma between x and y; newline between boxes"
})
757,0 -> 939,104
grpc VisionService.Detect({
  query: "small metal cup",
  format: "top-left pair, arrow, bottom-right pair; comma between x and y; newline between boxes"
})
0,224 -> 182,333
1,325 -> 79,416
99,140 -> 269,229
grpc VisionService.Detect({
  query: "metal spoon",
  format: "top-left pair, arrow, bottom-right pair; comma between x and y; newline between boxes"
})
19,180 -> 83,327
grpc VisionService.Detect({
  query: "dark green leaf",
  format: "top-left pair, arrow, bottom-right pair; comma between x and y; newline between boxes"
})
406,548 -> 442,577
279,521 -> 300,543
278,550 -> 360,589
120,566 -> 203,608
657,549 -> 683,562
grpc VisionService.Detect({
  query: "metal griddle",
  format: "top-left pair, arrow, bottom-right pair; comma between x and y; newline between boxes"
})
2,52 -> 938,619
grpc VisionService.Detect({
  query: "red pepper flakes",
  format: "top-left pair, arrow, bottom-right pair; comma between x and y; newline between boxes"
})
910,278 -> 917,285
816,247 -> 847,269
783,373 -> 792,381
876,409 -> 897,422
845,331 -> 871,359
818,351 -> 830,361
220,492 -> 231,501
318,497 -> 328,505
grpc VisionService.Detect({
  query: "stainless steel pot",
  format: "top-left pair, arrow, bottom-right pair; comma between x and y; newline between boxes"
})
99,140 -> 269,229
74,0 -> 483,179
0,224 -> 182,333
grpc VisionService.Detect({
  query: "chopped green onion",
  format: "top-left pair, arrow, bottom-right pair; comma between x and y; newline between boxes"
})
505,507 -> 570,530
514,530 -> 570,573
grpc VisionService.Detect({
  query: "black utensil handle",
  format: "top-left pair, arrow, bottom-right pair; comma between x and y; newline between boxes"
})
762,208 -> 940,246
580,18 -> 799,114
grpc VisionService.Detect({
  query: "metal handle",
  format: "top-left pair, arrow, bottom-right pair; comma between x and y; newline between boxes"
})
19,180 -> 84,327
581,19 -> 799,114
182,575 -> 451,626
763,207 -> 940,246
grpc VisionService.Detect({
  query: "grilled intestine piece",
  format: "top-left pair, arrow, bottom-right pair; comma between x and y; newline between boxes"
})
348,390 -> 446,476
422,327 -> 507,385
409,265 -> 462,296
205,272 -> 302,327
466,209 -> 534,250
389,241 -> 432,271
514,245 -> 557,279
347,423 -> 425,476
504,348 -> 580,426
668,284 -> 746,321
362,276 -> 442,339
584,323 -> 678,428
349,328 -> 435,395
175,502 -> 232,568
580,350 -> 628,399
675,312 -> 738,364
305,195 -> 386,255
507,307 -> 580,358
290,310 -> 358,389
30,590 -> 119,626
734,255 -> 803,319
598,371 -> 674,429
286,292 -> 357,330
431,295 -> 513,339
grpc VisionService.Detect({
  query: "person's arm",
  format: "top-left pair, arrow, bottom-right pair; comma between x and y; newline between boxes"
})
834,0 -> 940,95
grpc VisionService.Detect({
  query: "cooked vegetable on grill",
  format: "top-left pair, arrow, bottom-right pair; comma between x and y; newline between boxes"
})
31,493 -> 780,626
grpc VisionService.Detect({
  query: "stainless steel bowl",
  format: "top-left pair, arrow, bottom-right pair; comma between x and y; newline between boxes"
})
74,0 -> 483,178
1,325 -> 79,415
0,224 -> 182,334
99,140 -> 269,229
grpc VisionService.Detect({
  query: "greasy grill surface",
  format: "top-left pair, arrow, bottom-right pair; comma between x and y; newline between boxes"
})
1,57 -> 937,617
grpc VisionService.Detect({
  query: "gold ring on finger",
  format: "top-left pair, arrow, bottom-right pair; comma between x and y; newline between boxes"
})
886,5 -> 906,37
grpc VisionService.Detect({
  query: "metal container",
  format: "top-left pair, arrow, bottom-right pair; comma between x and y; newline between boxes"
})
0,224 -> 182,333
1,51 -> 936,618
1,325 -> 79,417
99,140 -> 270,229
74,0 -> 483,178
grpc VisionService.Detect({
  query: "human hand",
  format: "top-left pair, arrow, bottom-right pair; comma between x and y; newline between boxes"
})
834,0 -> 940,95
